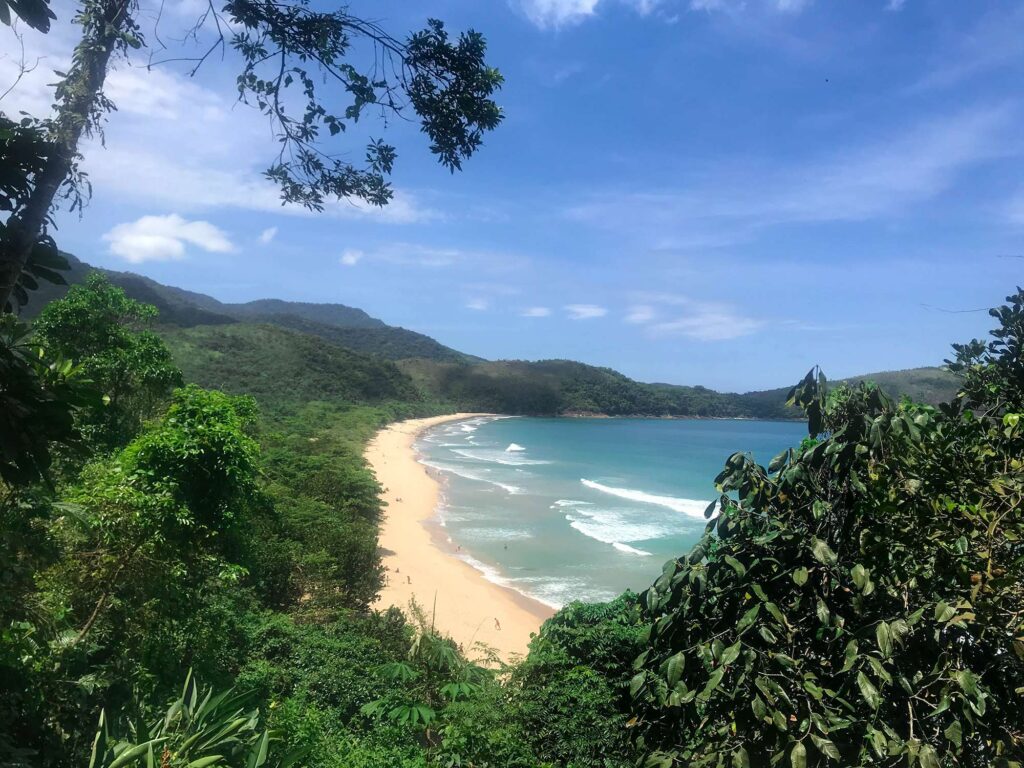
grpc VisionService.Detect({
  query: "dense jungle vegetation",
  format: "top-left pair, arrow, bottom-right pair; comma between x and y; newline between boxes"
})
3,273 -> 1023,767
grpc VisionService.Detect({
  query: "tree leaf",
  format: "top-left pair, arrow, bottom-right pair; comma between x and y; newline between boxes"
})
857,671 -> 880,710
810,538 -> 838,566
790,741 -> 807,768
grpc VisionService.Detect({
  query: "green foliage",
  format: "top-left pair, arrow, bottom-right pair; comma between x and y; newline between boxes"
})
88,670 -> 304,768
159,323 -> 419,412
0,115 -> 70,312
33,274 -> 182,448
0,314 -> 93,484
510,593 -> 647,768
0,0 -> 55,31
401,358 -> 960,418
226,3 -> 502,210
630,290 -> 1024,767
361,608 -> 491,737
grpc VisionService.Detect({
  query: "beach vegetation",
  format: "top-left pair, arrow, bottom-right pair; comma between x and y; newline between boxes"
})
629,289 -> 1024,767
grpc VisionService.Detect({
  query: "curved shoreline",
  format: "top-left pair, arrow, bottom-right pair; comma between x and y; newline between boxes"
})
367,414 -> 554,661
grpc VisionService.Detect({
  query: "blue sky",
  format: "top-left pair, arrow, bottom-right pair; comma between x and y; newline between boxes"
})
3,0 -> 1023,390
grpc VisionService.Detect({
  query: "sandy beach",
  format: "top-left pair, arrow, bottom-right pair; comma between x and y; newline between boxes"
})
367,414 -> 555,661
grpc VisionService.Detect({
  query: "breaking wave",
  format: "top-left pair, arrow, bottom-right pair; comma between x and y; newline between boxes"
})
580,479 -> 713,519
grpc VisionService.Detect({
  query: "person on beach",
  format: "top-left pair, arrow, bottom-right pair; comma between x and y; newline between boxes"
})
494,618 -> 501,631
407,575 -> 411,584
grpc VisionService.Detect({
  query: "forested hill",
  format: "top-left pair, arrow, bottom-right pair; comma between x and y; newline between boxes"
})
21,252 -> 476,363
399,358 -> 960,418
21,254 -> 961,417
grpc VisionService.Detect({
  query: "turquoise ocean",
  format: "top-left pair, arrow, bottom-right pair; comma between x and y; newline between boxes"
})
416,416 -> 806,609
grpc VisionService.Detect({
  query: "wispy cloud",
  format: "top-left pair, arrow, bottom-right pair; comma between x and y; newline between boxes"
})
690,0 -> 811,13
517,0 -> 600,28
625,293 -> 763,341
522,306 -> 552,317
518,0 -> 812,27
466,298 -> 490,311
0,21 -> 441,224
340,249 -> 363,267
565,106 -> 1015,246
914,5 -> 1024,90
625,305 -> 655,323
565,303 -> 608,319
649,307 -> 764,341
259,227 -> 277,244
103,214 -> 234,263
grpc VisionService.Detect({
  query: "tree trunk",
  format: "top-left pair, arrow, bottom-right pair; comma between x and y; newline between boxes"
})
0,1 -> 130,312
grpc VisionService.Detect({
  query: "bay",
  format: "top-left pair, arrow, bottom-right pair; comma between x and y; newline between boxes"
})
417,416 -> 806,608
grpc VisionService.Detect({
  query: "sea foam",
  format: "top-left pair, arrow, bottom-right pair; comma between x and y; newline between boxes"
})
420,459 -> 524,494
580,478 -> 714,519
612,542 -> 653,557
566,507 -> 672,545
451,448 -> 549,466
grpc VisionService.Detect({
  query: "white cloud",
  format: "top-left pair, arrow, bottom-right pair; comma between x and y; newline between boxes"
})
625,293 -> 763,341
518,0 -> 813,27
565,303 -> 608,320
649,308 -> 763,341
340,249 -> 363,266
886,0 -> 906,10
522,306 -> 552,317
466,298 -> 490,311
0,18 -> 440,225
259,227 -> 278,244
518,0 -> 600,27
103,214 -> 234,263
625,305 -> 656,323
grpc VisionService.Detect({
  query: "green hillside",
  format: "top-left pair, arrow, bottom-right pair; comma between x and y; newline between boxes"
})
21,254 -> 960,417
159,323 -> 423,409
20,253 -> 471,362
251,312 -> 479,363
399,358 -> 961,418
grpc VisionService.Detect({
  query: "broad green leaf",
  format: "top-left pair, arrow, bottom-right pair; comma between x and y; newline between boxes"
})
857,671 -> 880,710
810,734 -> 840,761
944,719 -> 962,748
720,640 -> 742,667
876,622 -> 892,658
736,604 -> 761,634
840,640 -> 858,672
918,744 -> 940,768
810,538 -> 838,566
665,652 -> 685,687
790,741 -> 807,768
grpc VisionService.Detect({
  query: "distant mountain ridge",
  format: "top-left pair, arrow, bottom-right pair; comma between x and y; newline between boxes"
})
21,253 -> 962,417
22,253 -> 475,363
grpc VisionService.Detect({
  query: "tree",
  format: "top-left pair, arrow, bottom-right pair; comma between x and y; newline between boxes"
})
0,0 -> 503,311
629,290 -> 1024,767
0,313 -> 94,484
0,0 -> 54,31
32,272 -> 182,448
